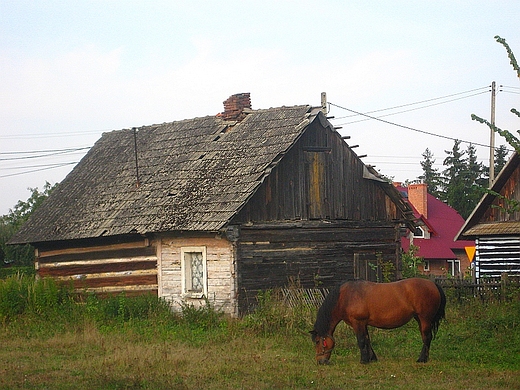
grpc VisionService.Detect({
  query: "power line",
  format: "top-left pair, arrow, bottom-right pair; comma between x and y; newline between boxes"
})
0,129 -> 105,140
0,147 -> 90,155
0,162 -> 77,178
0,147 -> 90,161
334,86 -> 489,120
1,162 -> 79,171
328,101 -> 509,151
336,91 -> 489,125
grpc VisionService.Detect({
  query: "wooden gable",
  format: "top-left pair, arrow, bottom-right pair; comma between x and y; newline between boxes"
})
458,152 -> 520,238
457,152 -> 520,279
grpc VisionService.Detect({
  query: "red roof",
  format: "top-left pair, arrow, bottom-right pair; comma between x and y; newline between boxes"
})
397,186 -> 474,260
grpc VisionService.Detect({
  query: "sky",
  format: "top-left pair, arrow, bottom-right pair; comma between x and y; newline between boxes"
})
1,1 -> 519,215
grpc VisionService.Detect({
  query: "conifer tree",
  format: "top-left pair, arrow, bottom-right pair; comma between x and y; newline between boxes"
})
418,148 -> 443,199
442,140 -> 473,218
493,144 -> 509,176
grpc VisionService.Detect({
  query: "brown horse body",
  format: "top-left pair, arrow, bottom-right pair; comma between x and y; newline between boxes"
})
310,278 -> 446,364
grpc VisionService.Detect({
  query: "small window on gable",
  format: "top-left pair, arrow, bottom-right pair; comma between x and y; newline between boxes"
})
181,247 -> 207,298
413,227 -> 425,238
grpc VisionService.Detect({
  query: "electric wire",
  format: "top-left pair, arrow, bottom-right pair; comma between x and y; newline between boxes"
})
0,147 -> 90,161
0,162 -> 78,178
328,101 -> 509,151
334,86 -> 489,120
0,147 -> 90,155
336,91 -> 489,125
0,129 -> 105,140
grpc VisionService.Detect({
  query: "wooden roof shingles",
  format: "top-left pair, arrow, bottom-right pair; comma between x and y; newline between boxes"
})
10,105 -> 314,244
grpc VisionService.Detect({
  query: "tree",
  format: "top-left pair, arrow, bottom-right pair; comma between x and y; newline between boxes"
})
418,148 -> 443,199
494,145 -> 509,176
440,140 -> 486,219
401,244 -> 423,278
0,182 -> 56,266
465,143 -> 487,209
472,36 -> 520,153
442,140 -> 466,210
471,36 -> 519,215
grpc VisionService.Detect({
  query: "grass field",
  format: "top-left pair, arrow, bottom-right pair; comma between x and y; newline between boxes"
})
0,275 -> 519,389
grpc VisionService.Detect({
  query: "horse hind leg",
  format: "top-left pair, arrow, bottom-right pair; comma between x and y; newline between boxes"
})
415,316 -> 432,363
366,330 -> 378,362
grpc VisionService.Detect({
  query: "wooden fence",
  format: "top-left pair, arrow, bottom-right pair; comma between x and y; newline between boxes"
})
281,276 -> 520,308
433,275 -> 520,303
281,288 -> 329,308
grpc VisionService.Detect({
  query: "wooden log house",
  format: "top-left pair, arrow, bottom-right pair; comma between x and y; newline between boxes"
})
457,152 -> 520,280
10,93 -> 414,316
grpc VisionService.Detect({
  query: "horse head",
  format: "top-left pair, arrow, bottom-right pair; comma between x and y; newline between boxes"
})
310,330 -> 335,365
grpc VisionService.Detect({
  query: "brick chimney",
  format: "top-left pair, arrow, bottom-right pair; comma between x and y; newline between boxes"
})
221,93 -> 251,121
408,183 -> 428,218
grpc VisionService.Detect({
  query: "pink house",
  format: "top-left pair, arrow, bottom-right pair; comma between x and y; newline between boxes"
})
395,183 -> 474,278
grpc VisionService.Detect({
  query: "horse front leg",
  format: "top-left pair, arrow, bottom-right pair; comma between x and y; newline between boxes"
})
354,324 -> 377,364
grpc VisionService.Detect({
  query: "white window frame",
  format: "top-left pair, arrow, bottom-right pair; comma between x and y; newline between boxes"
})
447,259 -> 460,277
181,246 -> 207,299
423,260 -> 430,272
413,226 -> 425,238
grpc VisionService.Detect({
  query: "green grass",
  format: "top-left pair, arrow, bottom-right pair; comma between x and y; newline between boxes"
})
0,275 -> 519,389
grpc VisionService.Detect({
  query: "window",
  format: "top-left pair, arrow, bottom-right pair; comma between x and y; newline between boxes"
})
423,260 -> 430,272
354,252 -> 382,282
413,227 -> 425,238
181,247 -> 207,298
447,259 -> 460,277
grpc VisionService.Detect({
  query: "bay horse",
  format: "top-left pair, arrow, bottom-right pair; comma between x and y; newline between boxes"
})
310,278 -> 446,364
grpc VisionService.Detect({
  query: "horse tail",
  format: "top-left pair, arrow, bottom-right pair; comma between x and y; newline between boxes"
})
431,283 -> 446,339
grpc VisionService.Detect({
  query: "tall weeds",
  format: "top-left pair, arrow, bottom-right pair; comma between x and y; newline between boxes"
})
0,273 -> 72,321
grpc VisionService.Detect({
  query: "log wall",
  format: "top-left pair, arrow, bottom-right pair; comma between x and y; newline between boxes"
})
36,238 -> 158,296
235,221 -> 399,314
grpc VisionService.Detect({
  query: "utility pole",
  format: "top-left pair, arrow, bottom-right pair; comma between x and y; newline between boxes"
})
489,81 -> 496,185
133,127 -> 141,188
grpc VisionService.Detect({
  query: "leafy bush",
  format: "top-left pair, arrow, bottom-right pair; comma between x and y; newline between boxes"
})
0,273 -> 72,321
0,266 -> 35,279
84,293 -> 174,325
241,289 -> 315,335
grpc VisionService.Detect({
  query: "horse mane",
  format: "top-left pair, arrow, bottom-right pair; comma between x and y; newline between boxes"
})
312,284 -> 342,337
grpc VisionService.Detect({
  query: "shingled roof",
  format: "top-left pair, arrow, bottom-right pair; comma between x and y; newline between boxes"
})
10,103 -> 328,244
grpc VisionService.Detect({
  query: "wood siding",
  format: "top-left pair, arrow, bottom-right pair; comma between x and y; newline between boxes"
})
476,236 -> 520,278
233,122 -> 399,223
158,235 -> 236,316
483,166 -> 520,222
36,238 -> 158,295
235,221 -> 399,314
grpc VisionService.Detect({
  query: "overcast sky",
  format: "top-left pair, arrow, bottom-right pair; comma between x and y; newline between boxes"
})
1,1 -> 519,215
